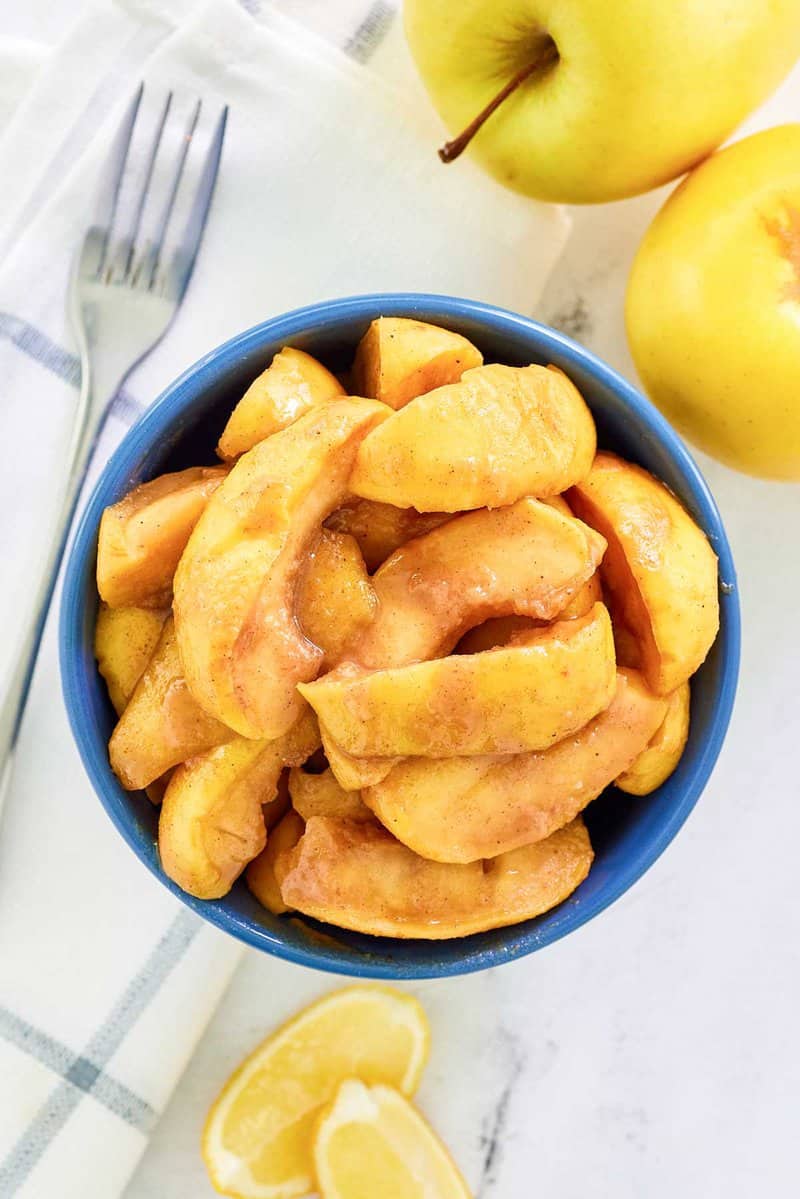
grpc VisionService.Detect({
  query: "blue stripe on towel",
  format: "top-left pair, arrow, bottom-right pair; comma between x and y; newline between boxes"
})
0,312 -> 143,424
0,909 -> 199,1195
0,1009 -> 157,1135
343,1 -> 397,62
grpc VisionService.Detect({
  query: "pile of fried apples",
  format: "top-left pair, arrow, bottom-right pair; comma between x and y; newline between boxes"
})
94,317 -> 719,940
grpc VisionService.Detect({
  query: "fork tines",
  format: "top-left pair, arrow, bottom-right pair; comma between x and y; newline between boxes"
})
84,83 -> 228,300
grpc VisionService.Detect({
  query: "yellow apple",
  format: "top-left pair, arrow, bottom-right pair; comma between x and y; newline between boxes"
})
627,124 -> 800,479
404,0 -> 800,204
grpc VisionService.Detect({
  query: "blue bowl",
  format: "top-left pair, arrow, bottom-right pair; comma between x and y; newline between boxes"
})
60,294 -> 740,979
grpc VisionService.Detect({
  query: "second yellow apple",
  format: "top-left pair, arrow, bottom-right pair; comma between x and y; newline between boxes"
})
627,124 -> 800,479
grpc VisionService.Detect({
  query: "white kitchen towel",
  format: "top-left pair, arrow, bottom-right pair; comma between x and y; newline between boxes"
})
0,2 -> 568,1196
0,39 -> 47,130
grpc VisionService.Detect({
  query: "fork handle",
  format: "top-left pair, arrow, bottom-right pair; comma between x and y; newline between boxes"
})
0,338 -> 127,811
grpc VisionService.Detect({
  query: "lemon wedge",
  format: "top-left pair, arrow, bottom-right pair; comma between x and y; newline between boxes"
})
313,1079 -> 471,1199
202,986 -> 429,1198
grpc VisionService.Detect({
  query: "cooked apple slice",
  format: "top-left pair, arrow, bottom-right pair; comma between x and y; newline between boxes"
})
612,617 -> 643,670
455,615 -> 536,656
353,497 -> 606,670
263,768 -> 292,830
245,809 -> 306,915
296,529 -> 377,666
323,496 -> 605,788
319,726 -> 398,792
542,494 -> 606,618
95,602 -> 172,805
174,399 -> 389,740
569,452 -> 719,694
352,317 -> 483,410
94,602 -> 168,715
144,772 -> 172,807
543,495 -> 573,519
109,617 -> 233,790
364,670 -> 666,862
97,466 -> 227,608
289,767 -> 373,823
274,816 -> 593,938
457,571 -> 603,655
559,569 -> 604,618
159,711 -> 319,900
353,498 -> 605,668
350,364 -> 596,512
616,681 -> 690,795
217,347 -> 345,460
299,604 -> 616,759
326,500 -> 450,572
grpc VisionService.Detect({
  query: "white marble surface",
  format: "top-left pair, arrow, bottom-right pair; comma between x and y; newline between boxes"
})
125,70 -> 800,1199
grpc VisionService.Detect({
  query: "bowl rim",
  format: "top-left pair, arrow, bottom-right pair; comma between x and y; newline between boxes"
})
60,291 -> 741,979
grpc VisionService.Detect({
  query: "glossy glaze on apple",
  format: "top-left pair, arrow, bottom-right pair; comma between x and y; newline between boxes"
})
350,364 -> 596,511
326,499 -> 450,572
109,617 -> 232,789
351,496 -> 606,670
217,346 -> 345,460
158,709 -> 319,900
353,315 -> 484,409
94,322 -> 720,937
299,604 -> 616,759
173,399 -> 388,740
274,815 -> 594,939
296,528 -> 377,666
97,465 -> 227,608
364,669 -> 667,863
569,452 -> 718,695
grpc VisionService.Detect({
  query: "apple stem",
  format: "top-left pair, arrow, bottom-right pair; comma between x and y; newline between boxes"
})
438,42 -> 559,164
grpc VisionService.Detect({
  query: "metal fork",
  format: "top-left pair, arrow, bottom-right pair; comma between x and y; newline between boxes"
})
0,84 -> 228,799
